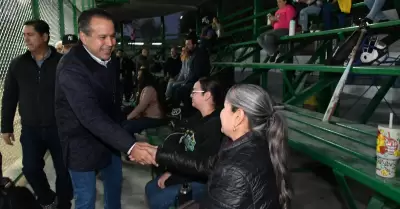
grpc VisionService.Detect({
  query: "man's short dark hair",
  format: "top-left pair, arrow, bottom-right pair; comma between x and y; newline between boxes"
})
185,35 -> 197,45
24,20 -> 50,43
78,8 -> 114,35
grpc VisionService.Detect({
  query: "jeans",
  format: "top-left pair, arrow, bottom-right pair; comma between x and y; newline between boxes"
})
299,5 -> 322,31
365,0 -> 388,21
123,77 -> 133,102
145,176 -> 206,209
322,2 -> 346,30
69,153 -> 123,209
166,80 -> 184,99
20,125 -> 72,208
122,117 -> 166,135
171,83 -> 195,116
257,29 -> 289,56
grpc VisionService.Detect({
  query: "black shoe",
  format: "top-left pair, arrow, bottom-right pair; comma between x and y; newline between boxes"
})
354,17 -> 373,26
378,19 -> 390,23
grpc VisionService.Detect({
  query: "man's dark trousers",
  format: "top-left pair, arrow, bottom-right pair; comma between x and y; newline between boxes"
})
20,125 -> 73,208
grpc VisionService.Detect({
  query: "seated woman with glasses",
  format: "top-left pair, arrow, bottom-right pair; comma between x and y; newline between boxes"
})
145,77 -> 225,209
152,84 -> 292,209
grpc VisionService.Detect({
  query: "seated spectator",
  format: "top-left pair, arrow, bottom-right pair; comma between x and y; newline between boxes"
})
298,0 -> 323,33
145,77 -> 225,209
212,17 -> 223,38
257,0 -> 296,57
171,36 -> 211,117
200,17 -> 216,51
116,49 -> 135,103
123,68 -> 166,135
136,48 -> 153,74
322,0 -> 346,30
164,47 -> 182,94
362,0 -> 389,24
153,84 -> 292,209
165,47 -> 189,100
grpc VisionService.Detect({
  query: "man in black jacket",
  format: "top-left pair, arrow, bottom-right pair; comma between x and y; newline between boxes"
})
55,8 -> 156,209
1,20 -> 72,209
116,49 -> 135,103
171,36 -> 211,116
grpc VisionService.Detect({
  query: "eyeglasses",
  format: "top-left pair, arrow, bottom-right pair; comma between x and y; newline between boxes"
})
190,90 -> 205,96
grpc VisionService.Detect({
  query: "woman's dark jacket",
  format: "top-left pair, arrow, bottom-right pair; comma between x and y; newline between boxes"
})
161,110 -> 222,186
156,131 -> 280,209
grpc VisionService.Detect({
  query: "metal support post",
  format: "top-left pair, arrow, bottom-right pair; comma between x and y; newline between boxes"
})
58,0 -> 65,38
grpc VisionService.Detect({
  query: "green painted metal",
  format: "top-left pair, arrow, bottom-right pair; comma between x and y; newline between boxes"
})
333,170 -> 359,209
211,49 -> 258,75
285,107 -> 400,207
160,16 -> 166,60
285,78 -> 338,105
252,0 -> 261,64
221,6 -> 253,23
32,0 -> 40,19
224,8 -> 276,29
285,105 -> 376,136
367,196 -> 386,209
217,0 -> 222,19
73,0 -> 78,35
228,20 -> 400,48
212,62 -> 400,75
224,2 -> 365,31
58,0 -> 65,38
359,76 -> 398,124
223,26 -> 252,37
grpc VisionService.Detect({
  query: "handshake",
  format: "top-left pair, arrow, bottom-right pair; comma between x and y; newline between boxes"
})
128,142 -> 159,166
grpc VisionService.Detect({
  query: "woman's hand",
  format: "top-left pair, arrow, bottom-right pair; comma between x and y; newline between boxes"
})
269,15 -> 277,22
157,172 -> 171,189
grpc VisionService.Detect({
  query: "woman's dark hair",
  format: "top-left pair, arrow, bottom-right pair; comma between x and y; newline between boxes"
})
136,68 -> 167,115
225,84 -> 292,209
197,77 -> 225,109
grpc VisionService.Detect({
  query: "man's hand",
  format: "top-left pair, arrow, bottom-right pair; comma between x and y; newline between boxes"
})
2,133 -> 15,145
129,142 -> 158,166
157,172 -> 171,189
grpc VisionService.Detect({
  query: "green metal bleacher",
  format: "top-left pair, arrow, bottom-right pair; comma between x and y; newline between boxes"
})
212,1 -> 400,208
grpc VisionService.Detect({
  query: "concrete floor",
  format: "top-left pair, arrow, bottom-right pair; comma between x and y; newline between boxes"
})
19,150 -> 371,209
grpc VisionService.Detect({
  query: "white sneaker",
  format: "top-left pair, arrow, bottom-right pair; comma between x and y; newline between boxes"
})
171,108 -> 181,116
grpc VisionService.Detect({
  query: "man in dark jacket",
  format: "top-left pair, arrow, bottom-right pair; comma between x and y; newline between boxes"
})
116,49 -> 135,103
55,9 -> 156,209
171,36 -> 211,116
1,20 -> 72,209
136,47 -> 152,71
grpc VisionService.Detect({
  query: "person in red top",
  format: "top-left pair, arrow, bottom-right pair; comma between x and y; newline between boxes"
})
257,0 -> 296,58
